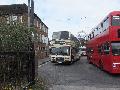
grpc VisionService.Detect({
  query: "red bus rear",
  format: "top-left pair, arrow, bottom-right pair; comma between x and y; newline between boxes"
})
86,11 -> 120,74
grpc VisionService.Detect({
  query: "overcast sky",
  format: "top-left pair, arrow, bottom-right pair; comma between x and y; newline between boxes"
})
0,0 -> 120,39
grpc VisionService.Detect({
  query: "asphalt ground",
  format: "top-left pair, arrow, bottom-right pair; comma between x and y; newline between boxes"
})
38,56 -> 120,90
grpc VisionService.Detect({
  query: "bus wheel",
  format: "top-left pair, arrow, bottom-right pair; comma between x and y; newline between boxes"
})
67,60 -> 73,65
99,60 -> 103,70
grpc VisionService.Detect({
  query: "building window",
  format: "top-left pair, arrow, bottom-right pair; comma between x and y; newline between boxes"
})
37,21 -> 39,27
42,35 -> 45,43
39,34 -> 41,42
39,47 -> 41,50
6,16 -> 9,24
46,29 -> 48,33
45,28 -> 47,33
36,33 -> 39,40
6,15 -> 18,24
42,25 -> 45,32
40,23 -> 41,29
34,19 -> 37,26
20,16 -> 23,23
12,15 -> 17,21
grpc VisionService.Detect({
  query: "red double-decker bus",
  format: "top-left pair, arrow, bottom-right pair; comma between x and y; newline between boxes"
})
86,11 -> 120,73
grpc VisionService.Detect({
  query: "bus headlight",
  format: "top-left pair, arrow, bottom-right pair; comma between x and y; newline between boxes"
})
65,57 -> 69,59
51,57 -> 55,61
65,57 -> 70,61
112,63 -> 116,68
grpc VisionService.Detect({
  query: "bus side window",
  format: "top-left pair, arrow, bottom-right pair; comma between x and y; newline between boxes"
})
90,48 -> 94,53
86,48 -> 90,54
103,43 -> 110,55
117,29 -> 120,38
87,47 -> 94,54
89,47 -> 94,54
98,46 -> 102,54
75,48 -> 79,53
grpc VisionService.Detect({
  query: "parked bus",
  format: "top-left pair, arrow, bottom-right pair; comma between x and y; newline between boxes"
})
49,42 -> 79,64
78,46 -> 86,56
86,11 -> 120,73
49,31 -> 80,64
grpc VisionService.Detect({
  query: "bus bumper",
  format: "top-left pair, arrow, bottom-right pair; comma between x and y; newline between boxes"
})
111,68 -> 120,74
51,60 -> 56,63
51,59 -> 72,64
57,60 -> 72,64
110,63 -> 120,74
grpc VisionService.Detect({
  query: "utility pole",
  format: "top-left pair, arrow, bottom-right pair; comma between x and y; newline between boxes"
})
28,0 -> 35,84
30,0 -> 34,27
28,0 -> 30,27
28,0 -> 34,27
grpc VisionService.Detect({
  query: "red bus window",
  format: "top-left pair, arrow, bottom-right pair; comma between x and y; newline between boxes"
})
117,29 -> 120,38
111,42 -> 120,56
104,44 -> 110,55
112,16 -> 120,26
98,46 -> 102,54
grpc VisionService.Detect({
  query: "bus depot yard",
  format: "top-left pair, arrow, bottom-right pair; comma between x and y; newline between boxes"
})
0,4 -> 120,89
39,56 -> 120,90
49,11 -> 120,74
45,11 -> 120,90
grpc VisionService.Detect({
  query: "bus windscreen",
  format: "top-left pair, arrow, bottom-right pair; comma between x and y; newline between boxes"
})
112,16 -> 120,26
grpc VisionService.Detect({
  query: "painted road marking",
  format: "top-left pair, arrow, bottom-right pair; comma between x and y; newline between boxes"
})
38,60 -> 50,68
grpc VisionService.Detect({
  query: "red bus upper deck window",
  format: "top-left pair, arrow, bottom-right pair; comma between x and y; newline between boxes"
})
112,16 -> 120,26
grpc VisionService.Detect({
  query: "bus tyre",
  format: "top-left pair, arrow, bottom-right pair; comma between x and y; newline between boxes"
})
67,61 -> 73,65
99,60 -> 103,70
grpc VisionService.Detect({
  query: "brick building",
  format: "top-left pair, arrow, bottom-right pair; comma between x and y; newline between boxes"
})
0,4 -> 49,59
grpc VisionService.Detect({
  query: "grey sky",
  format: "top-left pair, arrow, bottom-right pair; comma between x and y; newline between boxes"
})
0,0 -> 120,39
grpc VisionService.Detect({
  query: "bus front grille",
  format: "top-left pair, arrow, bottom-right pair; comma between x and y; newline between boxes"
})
56,57 -> 64,62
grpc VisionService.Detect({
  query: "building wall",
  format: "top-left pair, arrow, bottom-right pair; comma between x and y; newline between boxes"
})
0,4 -> 49,59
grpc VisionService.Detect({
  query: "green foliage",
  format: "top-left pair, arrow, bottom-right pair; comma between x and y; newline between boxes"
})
31,77 -> 48,90
0,23 -> 36,51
